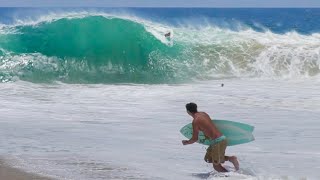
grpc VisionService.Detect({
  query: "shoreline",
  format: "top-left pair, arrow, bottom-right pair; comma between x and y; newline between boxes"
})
0,160 -> 53,180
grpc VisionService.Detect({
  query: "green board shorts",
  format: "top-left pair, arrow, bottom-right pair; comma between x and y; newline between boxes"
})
204,135 -> 227,165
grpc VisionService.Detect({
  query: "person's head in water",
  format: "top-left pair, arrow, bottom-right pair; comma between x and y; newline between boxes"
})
186,102 -> 198,116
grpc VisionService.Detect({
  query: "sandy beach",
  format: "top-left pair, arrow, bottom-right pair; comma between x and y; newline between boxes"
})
0,160 -> 52,180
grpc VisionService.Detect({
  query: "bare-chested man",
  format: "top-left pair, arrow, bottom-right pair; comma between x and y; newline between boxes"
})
182,102 -> 239,172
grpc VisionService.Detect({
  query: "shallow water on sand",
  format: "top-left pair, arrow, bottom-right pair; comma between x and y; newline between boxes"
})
0,78 -> 320,179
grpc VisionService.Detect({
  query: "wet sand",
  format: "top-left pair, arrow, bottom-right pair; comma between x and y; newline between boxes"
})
0,160 -> 52,180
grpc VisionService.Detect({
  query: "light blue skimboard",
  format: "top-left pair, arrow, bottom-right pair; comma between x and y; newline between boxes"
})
180,119 -> 255,146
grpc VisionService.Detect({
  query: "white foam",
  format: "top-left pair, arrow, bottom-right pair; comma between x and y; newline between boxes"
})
207,171 -> 256,180
172,25 -> 320,79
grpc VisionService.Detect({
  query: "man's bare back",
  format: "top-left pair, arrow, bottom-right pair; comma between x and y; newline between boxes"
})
193,112 -> 223,140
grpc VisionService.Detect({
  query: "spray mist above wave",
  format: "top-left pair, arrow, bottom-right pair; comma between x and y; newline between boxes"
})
0,12 -> 319,84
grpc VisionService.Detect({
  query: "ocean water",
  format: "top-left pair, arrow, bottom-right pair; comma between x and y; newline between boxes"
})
0,8 -> 320,180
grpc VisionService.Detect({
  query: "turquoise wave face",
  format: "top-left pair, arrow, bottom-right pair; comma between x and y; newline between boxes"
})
0,16 -> 192,83
2,16 -> 169,62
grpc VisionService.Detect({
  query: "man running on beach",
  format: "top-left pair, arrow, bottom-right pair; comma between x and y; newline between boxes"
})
182,102 -> 239,172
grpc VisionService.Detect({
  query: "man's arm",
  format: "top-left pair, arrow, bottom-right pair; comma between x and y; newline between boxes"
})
182,119 -> 199,145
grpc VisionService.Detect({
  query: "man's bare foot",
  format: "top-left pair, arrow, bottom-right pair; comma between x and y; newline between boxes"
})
228,156 -> 239,171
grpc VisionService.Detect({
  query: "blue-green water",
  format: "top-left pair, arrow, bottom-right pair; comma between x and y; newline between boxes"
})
0,8 -> 320,180
0,8 -> 319,83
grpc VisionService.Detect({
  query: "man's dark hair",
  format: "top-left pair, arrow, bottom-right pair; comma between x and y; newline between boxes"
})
186,102 -> 198,113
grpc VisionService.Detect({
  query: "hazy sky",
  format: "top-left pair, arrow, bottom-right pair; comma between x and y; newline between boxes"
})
0,0 -> 319,7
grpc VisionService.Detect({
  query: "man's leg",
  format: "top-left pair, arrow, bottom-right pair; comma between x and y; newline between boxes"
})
204,146 -> 213,163
213,163 -> 228,172
225,156 -> 239,170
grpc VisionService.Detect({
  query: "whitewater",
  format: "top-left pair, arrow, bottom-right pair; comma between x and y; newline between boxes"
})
0,8 -> 320,180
